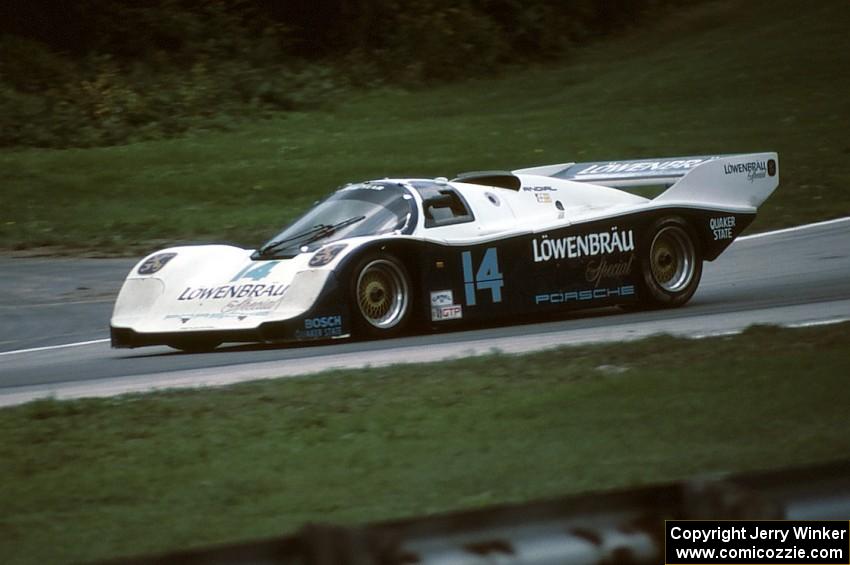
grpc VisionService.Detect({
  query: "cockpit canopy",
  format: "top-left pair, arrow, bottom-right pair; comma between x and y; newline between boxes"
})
255,182 -> 417,258
410,180 -> 475,228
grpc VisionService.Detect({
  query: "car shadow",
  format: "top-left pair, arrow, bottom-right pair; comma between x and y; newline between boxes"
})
116,304 -> 634,359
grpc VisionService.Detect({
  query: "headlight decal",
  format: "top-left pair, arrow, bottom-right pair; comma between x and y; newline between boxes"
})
308,244 -> 347,267
137,252 -> 177,275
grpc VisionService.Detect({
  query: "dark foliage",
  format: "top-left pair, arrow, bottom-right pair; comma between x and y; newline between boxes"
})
0,0 -> 683,148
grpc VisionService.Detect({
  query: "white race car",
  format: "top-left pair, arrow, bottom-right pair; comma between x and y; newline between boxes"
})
111,152 -> 778,351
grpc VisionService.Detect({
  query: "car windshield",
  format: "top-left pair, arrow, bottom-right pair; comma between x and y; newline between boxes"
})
256,182 -> 417,258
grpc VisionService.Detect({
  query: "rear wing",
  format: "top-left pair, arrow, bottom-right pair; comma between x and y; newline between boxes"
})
514,155 -> 719,188
514,152 -> 779,209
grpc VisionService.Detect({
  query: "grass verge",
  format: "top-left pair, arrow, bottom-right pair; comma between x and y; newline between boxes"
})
1,0 -> 849,254
1,322 -> 849,563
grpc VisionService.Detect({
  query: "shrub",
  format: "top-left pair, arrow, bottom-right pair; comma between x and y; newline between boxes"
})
0,0 -> 684,148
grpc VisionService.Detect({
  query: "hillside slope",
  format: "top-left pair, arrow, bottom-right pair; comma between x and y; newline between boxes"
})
1,0 -> 848,253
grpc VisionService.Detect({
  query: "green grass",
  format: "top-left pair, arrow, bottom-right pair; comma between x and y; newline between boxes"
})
0,0 -> 847,255
2,0 -> 849,254
1,323 -> 849,563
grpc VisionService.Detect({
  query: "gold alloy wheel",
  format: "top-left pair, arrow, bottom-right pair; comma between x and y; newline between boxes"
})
649,226 -> 696,293
356,259 -> 409,329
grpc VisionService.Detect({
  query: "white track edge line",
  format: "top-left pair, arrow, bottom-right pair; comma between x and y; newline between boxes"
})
784,317 -> 850,329
738,216 -> 850,241
689,317 -> 850,339
2,316 -> 849,408
0,338 -> 110,357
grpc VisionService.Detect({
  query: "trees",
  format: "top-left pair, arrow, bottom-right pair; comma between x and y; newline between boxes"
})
0,0 -> 677,147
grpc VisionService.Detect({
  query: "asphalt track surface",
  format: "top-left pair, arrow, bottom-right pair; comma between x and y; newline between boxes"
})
1,217 -> 849,406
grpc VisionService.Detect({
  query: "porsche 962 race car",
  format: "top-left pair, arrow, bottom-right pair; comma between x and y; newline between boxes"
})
111,152 -> 779,351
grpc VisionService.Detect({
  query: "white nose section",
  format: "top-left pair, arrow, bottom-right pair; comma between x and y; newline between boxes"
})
163,259 -> 300,328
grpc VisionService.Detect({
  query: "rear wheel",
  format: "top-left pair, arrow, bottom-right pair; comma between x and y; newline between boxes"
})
352,254 -> 412,337
638,217 -> 702,308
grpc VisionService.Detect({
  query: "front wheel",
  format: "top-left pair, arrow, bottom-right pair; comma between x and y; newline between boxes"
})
637,217 -> 702,308
351,254 -> 412,337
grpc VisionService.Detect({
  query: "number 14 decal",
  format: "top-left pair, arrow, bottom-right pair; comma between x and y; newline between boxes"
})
461,247 -> 504,305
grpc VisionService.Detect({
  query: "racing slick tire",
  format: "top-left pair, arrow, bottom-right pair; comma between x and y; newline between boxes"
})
351,253 -> 413,338
637,216 -> 702,308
